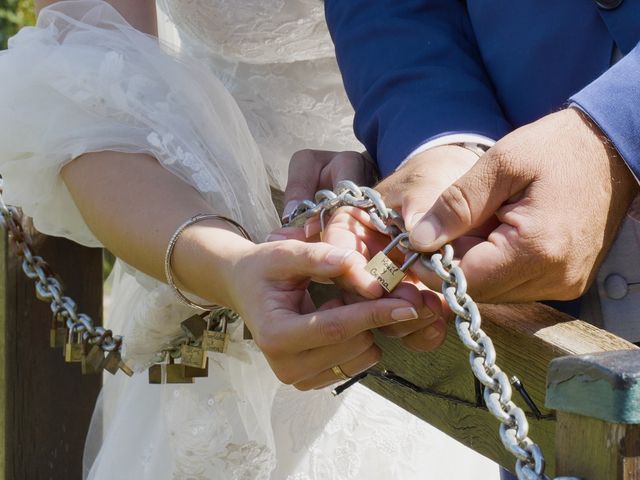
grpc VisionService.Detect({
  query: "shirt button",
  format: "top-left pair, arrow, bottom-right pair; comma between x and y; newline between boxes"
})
595,0 -> 623,10
604,274 -> 629,300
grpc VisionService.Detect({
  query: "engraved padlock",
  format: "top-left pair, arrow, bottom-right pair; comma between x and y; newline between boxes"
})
64,328 -> 85,363
180,343 -> 208,370
364,233 -> 420,293
202,313 -> 229,353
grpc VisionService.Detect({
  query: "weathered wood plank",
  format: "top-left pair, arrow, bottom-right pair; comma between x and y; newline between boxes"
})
0,232 -> 102,480
361,303 -> 637,477
555,412 -> 640,480
547,350 -> 640,479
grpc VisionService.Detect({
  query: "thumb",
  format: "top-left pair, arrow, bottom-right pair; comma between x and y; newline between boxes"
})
408,155 -> 528,251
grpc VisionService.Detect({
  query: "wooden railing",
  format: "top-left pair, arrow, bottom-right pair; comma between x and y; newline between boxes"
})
364,303 -> 638,478
2,232 -> 638,479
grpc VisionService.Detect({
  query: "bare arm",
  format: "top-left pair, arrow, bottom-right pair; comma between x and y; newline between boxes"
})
61,152 -> 245,307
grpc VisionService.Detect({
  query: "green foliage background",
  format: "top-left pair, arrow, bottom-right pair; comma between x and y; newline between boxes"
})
0,0 -> 35,49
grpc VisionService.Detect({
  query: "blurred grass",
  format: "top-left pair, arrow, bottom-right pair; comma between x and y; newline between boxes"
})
0,0 -> 35,49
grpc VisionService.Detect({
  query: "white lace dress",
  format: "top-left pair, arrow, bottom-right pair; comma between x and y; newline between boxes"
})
0,1 -> 499,478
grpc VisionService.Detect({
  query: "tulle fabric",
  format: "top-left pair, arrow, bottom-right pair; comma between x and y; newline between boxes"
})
0,1 -> 499,478
0,0 -> 279,247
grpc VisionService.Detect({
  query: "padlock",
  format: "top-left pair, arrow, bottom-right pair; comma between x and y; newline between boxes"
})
180,314 -> 206,341
103,350 -> 134,376
82,343 -> 105,374
166,361 -> 194,383
183,363 -> 208,378
63,328 -> 85,363
180,343 -> 208,369
49,315 -> 67,349
202,313 -> 229,353
364,233 -> 420,293
149,354 -> 194,384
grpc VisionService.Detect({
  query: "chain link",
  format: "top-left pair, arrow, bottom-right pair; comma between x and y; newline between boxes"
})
0,178 -> 579,478
0,190 -> 124,354
284,180 -> 581,480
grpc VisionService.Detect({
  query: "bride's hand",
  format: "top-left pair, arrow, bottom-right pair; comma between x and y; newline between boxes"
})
227,239 -> 420,389
321,207 -> 450,352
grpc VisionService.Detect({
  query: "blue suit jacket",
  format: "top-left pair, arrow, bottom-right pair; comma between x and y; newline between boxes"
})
325,0 -> 640,179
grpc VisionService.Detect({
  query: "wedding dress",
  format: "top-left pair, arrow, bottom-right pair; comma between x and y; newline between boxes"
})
0,1 -> 499,478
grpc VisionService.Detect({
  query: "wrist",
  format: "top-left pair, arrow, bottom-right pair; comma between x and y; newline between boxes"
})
170,217 -> 255,310
401,144 -> 481,173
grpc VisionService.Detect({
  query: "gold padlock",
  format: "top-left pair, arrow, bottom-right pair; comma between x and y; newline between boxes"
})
183,363 -> 209,378
202,314 -> 229,353
49,316 -> 67,349
180,314 -> 206,341
102,350 -> 134,376
149,355 -> 194,384
365,233 -> 420,293
82,343 -> 105,374
180,343 -> 208,369
64,328 -> 85,363
166,363 -> 194,383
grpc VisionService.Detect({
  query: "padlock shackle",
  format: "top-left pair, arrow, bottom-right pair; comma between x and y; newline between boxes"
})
382,232 -> 410,255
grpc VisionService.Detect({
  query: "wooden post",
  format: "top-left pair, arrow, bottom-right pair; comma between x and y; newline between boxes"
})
0,232 -> 102,479
546,350 -> 640,479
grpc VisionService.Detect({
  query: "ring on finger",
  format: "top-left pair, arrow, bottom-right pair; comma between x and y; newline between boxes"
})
331,365 -> 350,381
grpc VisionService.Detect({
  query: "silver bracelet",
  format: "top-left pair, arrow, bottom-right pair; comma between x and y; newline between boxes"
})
164,213 -> 252,311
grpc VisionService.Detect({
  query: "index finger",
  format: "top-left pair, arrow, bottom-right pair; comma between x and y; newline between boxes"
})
284,297 -> 418,350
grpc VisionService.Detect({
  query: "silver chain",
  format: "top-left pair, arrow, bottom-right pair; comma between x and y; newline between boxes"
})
0,189 -> 123,354
0,178 -> 578,478
284,180 -> 580,480
0,186 -> 238,371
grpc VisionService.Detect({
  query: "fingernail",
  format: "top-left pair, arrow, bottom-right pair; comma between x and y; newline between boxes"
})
283,200 -> 299,218
410,215 -> 442,249
424,323 -> 443,340
265,233 -> 287,242
391,307 -> 418,322
326,248 -> 355,265
409,212 -> 427,230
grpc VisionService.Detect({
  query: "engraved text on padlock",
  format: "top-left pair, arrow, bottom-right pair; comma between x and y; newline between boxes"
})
365,251 -> 406,292
364,233 -> 419,293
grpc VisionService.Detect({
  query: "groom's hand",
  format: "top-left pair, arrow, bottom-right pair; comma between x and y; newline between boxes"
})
408,108 -> 639,303
376,145 -> 480,229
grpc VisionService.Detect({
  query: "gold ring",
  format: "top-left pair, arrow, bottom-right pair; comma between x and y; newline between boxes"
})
331,365 -> 350,381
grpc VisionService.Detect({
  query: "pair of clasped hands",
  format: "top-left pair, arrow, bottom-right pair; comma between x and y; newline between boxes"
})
242,109 -> 637,390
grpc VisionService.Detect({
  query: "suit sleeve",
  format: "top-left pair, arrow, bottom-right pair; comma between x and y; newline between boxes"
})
325,0 -> 512,176
570,42 -> 640,183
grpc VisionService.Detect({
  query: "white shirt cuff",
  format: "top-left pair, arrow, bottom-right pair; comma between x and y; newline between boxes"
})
395,133 -> 496,171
